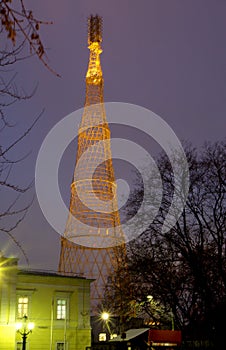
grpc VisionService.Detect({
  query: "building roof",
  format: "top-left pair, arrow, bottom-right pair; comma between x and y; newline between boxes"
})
18,269 -> 94,281
110,328 -> 150,342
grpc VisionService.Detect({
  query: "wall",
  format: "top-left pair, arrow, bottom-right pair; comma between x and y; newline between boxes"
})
0,257 -> 92,350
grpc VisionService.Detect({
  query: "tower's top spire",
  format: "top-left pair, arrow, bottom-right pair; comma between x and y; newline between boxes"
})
88,15 -> 103,45
86,14 -> 103,87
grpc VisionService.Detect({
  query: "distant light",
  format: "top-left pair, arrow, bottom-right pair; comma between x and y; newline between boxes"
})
110,333 -> 118,339
99,332 -> 107,341
101,312 -> 109,321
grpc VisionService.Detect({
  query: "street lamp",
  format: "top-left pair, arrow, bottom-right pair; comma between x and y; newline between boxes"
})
15,315 -> 34,350
100,311 -> 112,340
101,312 -> 110,321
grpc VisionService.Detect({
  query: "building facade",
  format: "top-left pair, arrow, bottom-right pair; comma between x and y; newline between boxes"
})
0,256 -> 92,350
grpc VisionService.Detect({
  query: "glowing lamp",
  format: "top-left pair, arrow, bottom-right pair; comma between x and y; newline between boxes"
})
101,312 -> 110,321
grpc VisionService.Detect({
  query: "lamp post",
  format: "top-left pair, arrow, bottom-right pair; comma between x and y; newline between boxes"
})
101,312 -> 110,322
101,311 -> 111,340
15,315 -> 34,350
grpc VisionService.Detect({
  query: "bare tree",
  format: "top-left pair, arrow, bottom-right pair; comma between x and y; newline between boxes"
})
0,0 -> 59,75
105,140 -> 226,347
0,0 -> 58,262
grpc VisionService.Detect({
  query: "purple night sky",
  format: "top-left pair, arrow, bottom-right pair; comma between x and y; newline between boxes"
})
1,0 -> 225,269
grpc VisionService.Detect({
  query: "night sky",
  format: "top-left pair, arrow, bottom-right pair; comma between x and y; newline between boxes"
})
1,0 -> 225,269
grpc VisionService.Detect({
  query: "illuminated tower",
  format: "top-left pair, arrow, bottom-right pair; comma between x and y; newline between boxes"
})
58,15 -> 126,312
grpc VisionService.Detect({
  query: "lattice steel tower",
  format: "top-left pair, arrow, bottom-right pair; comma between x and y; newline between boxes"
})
58,15 -> 126,312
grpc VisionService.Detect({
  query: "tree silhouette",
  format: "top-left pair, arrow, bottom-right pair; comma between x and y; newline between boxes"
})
0,0 -> 58,262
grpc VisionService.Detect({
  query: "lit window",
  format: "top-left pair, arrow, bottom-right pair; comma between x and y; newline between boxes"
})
56,299 -> 67,320
17,297 -> 28,318
99,333 -> 107,341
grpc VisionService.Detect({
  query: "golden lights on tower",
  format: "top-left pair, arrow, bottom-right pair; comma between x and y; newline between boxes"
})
58,15 -> 127,312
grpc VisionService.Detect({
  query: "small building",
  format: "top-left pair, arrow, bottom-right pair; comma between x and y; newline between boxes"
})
109,328 -> 150,350
148,329 -> 182,348
106,329 -> 182,350
0,256 -> 92,350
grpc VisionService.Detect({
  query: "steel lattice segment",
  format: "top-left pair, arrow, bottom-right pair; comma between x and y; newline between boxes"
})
58,15 -> 127,313
59,238 -> 127,310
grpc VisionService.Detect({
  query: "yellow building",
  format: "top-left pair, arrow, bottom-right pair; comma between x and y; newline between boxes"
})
0,256 -> 92,350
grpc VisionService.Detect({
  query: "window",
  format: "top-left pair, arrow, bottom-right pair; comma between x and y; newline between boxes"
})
56,299 -> 67,320
17,296 -> 28,318
16,342 -> 29,350
16,342 -> 22,350
54,292 -> 70,322
99,333 -> 107,342
56,342 -> 65,350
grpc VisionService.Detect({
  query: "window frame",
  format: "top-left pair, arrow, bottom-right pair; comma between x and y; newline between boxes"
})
56,298 -> 67,320
16,341 -> 30,350
54,292 -> 70,322
17,295 -> 29,319
55,341 -> 67,350
16,289 -> 34,320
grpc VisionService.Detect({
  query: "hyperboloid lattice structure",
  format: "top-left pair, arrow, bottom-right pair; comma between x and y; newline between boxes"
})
58,15 -> 126,312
